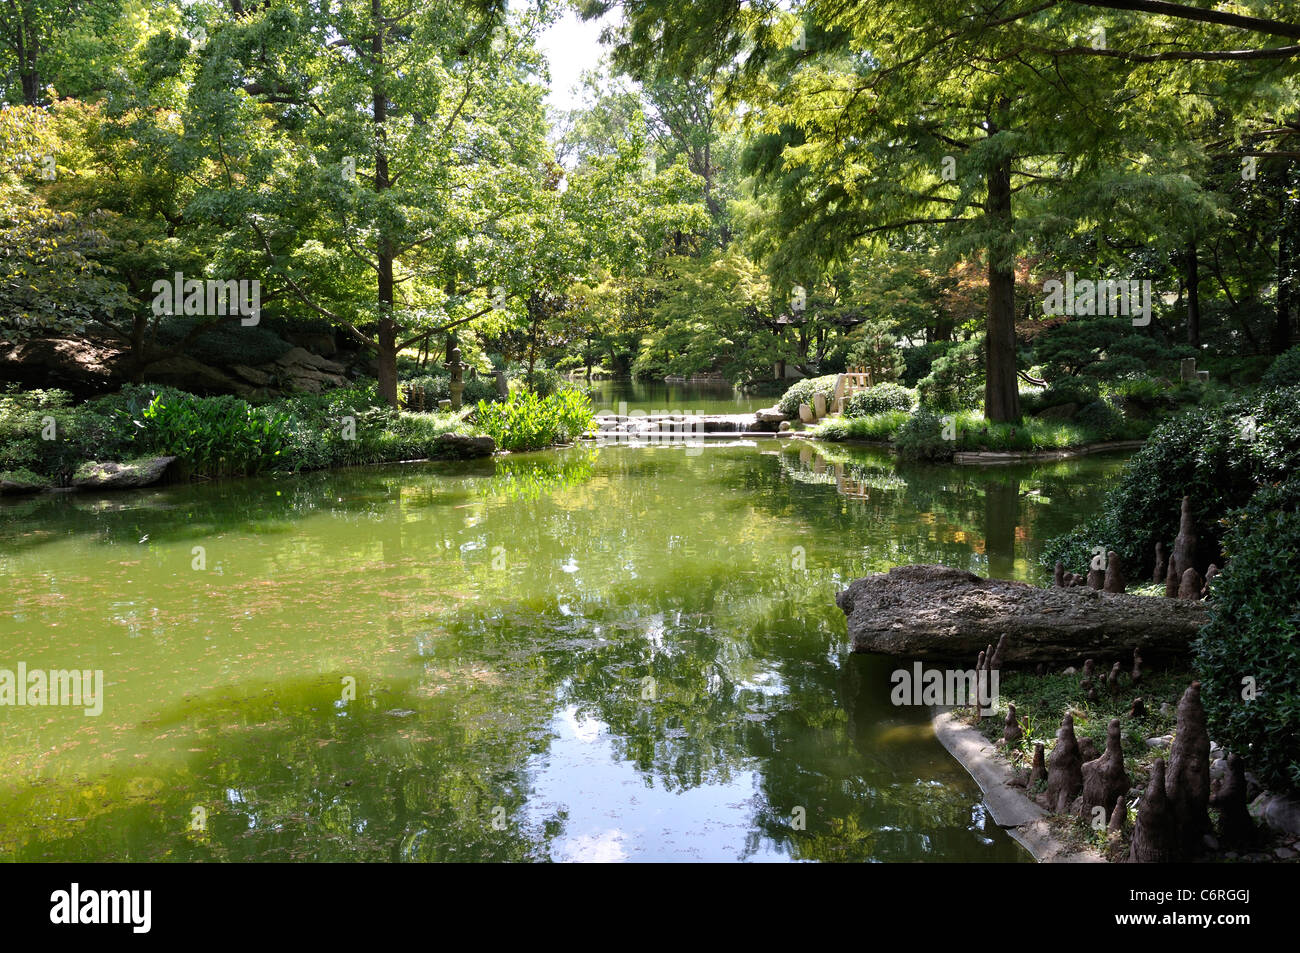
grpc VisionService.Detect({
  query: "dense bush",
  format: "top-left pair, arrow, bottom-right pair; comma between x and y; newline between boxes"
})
1020,375 -> 1100,415
0,386 -> 137,483
916,336 -> 983,410
1195,477 -> 1300,795
134,391 -> 290,477
899,340 -> 953,387
895,409 -> 953,462
1031,316 -> 1179,382
814,410 -> 910,442
776,375 -> 838,416
1042,386 -> 1300,577
1073,396 -> 1125,439
474,388 -> 594,452
0,383 -> 477,483
843,383 -> 914,417
1261,345 -> 1300,389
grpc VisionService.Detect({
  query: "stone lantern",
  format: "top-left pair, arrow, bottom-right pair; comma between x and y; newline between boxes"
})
447,342 -> 465,410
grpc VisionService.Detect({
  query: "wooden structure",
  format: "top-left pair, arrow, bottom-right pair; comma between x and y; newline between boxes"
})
831,367 -> 875,414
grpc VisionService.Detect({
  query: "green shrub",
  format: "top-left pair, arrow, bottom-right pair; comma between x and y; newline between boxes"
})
136,392 -> 290,477
776,375 -> 838,416
900,340 -> 953,388
814,410 -> 909,442
0,386 -> 136,483
917,337 -> 984,410
843,383 -> 914,417
0,467 -> 51,488
1032,316 -> 1180,382
1021,376 -> 1101,415
402,373 -> 501,409
895,409 -> 953,462
1195,477 -> 1300,795
1261,345 -> 1300,389
474,388 -> 594,452
1074,397 -> 1124,439
1042,386 -> 1300,577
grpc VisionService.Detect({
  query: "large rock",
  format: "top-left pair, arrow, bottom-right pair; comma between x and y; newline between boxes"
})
72,457 -> 177,490
269,347 -> 349,394
435,433 -> 495,458
836,564 -> 1208,663
0,337 -> 124,395
139,354 -> 257,397
1250,792 -> 1300,837
755,407 -> 790,423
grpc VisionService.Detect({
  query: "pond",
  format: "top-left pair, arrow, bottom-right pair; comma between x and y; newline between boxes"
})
584,378 -> 766,415
0,441 -> 1126,861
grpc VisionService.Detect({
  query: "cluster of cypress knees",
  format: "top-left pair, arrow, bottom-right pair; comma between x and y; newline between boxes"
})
963,494 -> 1257,861
1052,496 -> 1217,600
973,651 -> 1254,862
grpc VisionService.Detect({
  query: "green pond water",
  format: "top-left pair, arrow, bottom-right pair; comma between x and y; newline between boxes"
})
0,440 -> 1126,862
586,379 -> 764,415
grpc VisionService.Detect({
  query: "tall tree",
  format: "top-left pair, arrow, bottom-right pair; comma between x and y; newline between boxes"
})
184,0 -> 556,406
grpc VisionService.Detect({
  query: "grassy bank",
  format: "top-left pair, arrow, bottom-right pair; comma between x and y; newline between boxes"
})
1,382 -> 595,487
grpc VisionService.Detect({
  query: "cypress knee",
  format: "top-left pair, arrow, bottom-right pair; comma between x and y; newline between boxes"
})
1167,682 -> 1211,857
1082,718 -> 1131,824
1129,759 -> 1176,863
1103,551 -> 1126,593
1046,713 -> 1084,814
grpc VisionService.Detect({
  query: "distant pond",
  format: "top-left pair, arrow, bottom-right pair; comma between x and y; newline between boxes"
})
584,378 -> 766,415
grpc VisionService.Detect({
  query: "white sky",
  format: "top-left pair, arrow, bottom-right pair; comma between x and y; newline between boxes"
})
535,7 -> 614,112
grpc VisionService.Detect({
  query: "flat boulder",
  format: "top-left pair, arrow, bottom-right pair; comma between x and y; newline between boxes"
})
836,564 -> 1208,664
755,407 -> 790,423
72,457 -> 177,490
435,433 -> 495,457
0,472 -> 50,494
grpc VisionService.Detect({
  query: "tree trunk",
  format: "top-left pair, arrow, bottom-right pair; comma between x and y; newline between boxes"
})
17,7 -> 41,106
984,150 -> 1020,424
1185,241 -> 1201,348
371,0 -> 399,407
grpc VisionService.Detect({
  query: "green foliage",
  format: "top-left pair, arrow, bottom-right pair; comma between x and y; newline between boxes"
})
135,392 -> 289,478
843,383 -> 914,417
0,385 -> 134,482
0,382 -> 481,483
916,337 -> 984,411
844,324 -> 904,385
1195,478 -> 1300,795
1033,317 -> 1180,383
900,341 -> 952,388
895,409 -> 952,462
776,374 -> 838,416
474,389 -> 595,452
1021,376 -> 1101,414
402,373 -> 500,409
1073,397 -> 1126,440
1042,386 -> 1300,577
813,410 -> 909,442
1261,346 -> 1300,389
